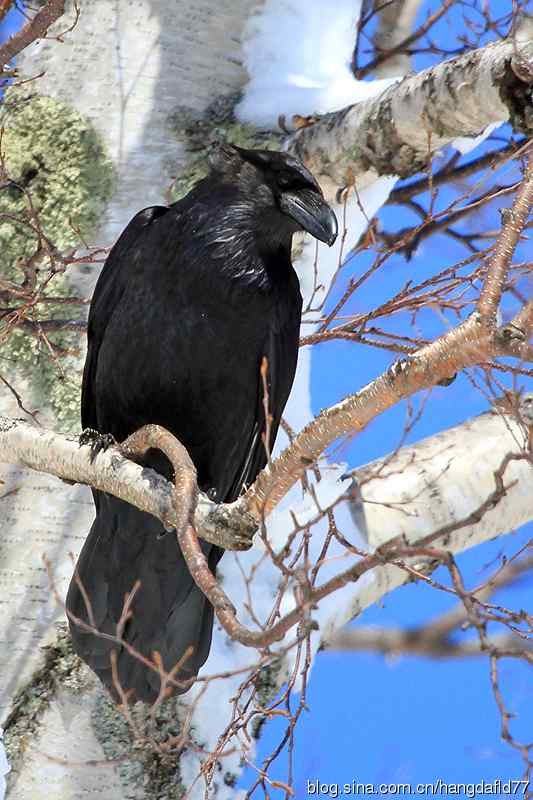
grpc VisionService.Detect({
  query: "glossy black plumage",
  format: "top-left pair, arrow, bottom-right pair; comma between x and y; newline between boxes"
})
66,145 -> 337,702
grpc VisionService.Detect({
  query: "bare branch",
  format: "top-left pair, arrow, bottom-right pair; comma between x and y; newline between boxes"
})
327,555 -> 533,657
289,38 -> 533,198
245,167 -> 533,515
478,157 -> 533,317
388,141 -> 524,204
326,627 -> 532,658
0,417 -> 254,551
0,0 -> 65,70
359,0 -> 453,80
2,404 -> 532,656
0,0 -> 13,25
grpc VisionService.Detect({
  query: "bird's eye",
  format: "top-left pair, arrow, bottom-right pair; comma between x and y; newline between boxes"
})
277,172 -> 293,189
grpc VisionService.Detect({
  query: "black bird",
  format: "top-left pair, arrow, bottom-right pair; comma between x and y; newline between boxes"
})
66,144 -> 338,702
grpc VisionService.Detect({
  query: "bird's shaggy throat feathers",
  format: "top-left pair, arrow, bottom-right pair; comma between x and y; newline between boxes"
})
201,195 -> 296,290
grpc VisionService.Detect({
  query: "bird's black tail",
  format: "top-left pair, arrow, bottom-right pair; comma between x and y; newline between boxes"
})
66,492 -> 222,703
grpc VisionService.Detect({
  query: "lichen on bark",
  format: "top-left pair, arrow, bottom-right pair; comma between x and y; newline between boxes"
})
93,692 -> 188,799
3,625 -> 85,776
0,88 -> 114,430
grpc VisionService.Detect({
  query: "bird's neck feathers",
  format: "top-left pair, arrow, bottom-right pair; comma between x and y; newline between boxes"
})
204,195 -> 296,290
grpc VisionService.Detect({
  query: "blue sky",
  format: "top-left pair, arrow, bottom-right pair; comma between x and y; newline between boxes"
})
243,3 -> 533,795
0,5 -> 19,52
244,135 -> 533,793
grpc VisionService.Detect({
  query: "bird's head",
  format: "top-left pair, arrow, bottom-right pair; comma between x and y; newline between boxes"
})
209,144 -> 338,247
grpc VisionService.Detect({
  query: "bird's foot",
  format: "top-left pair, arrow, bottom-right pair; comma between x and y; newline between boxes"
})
79,428 -> 117,463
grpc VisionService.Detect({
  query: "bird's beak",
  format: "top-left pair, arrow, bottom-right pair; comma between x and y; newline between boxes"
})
280,189 -> 338,246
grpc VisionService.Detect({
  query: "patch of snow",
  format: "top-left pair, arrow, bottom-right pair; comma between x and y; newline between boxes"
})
452,121 -> 504,155
236,0 -> 398,128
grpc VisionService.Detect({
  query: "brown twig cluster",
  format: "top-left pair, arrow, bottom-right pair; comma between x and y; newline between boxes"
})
354,0 -> 525,79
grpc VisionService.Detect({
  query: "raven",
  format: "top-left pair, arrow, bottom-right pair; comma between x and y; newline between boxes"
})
67,144 -> 338,702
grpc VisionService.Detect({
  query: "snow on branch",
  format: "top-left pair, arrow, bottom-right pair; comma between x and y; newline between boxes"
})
288,37 -> 533,196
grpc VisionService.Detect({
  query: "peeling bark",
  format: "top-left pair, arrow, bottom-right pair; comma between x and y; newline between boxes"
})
289,37 -> 533,197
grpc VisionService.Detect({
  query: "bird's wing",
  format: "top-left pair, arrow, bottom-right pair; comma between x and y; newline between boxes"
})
225,293 -> 301,502
81,206 -> 169,431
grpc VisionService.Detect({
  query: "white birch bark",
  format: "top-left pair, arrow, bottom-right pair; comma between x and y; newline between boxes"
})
1,1 -> 257,797
330,404 -> 533,636
289,36 -> 532,197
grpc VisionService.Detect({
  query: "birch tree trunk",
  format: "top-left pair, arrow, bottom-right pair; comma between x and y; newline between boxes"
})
2,2 -> 258,797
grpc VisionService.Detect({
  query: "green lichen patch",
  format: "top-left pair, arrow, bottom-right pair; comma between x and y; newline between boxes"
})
3,331 -> 83,431
0,89 -> 114,430
0,88 -> 114,264
4,621 -> 187,798
93,693 -> 188,799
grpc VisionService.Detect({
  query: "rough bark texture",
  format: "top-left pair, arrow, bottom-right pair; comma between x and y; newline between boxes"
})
356,410 -> 533,551
330,406 -> 533,639
289,37 -> 533,197
0,417 -> 255,551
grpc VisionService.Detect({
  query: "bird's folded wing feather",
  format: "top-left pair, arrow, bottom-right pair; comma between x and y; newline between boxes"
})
81,206 -> 169,431
226,297 -> 301,501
